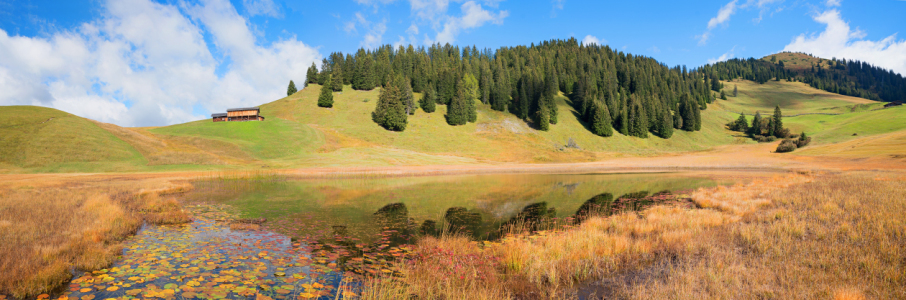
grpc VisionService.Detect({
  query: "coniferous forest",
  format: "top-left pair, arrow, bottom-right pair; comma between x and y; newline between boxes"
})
702,52 -> 906,102
305,38 -> 712,137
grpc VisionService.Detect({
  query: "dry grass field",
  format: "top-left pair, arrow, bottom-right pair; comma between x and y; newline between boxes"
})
0,177 -> 191,298
353,172 -> 905,299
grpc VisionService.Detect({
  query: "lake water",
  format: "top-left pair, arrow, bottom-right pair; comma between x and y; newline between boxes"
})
58,172 -> 734,300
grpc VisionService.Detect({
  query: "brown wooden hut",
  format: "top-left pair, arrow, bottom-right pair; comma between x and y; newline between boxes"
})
211,113 -> 228,122
226,107 -> 264,121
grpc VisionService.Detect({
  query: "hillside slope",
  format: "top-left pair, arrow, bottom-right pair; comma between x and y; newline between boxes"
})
0,106 -> 146,172
1,79 -> 903,173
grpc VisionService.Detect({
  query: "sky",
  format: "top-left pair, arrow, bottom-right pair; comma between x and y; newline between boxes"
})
0,0 -> 904,127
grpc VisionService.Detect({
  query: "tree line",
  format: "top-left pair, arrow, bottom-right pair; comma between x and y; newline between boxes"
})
301,38 -> 717,136
703,52 -> 906,102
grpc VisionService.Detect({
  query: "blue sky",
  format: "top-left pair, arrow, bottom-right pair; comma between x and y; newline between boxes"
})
1,0 -> 904,126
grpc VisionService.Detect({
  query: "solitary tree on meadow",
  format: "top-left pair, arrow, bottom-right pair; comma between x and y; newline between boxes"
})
318,76 -> 334,108
287,80 -> 297,96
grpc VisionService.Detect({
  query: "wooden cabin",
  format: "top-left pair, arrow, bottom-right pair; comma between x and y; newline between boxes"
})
212,107 -> 265,122
226,107 -> 265,121
211,113 -> 227,122
884,101 -> 903,108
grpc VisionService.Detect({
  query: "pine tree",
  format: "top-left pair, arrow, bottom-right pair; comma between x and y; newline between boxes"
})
467,95 -> 477,123
733,84 -> 738,97
680,96 -> 695,131
287,80 -> 297,96
446,79 -> 468,126
537,100 -> 550,131
354,53 -> 375,90
402,77 -> 415,115
318,76 -> 334,108
732,112 -> 749,132
720,90 -> 727,100
693,102 -> 702,131
659,108 -> 674,138
420,82 -> 437,113
331,67 -> 344,92
591,100 -> 613,137
306,63 -> 319,84
749,112 -> 763,136
773,105 -> 784,137
318,58 -> 330,85
673,111 -> 683,130
462,73 -> 479,101
619,107 -> 629,135
372,77 -> 407,131
767,118 -> 775,137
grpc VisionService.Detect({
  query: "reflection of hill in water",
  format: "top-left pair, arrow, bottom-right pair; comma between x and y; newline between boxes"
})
185,173 -> 724,242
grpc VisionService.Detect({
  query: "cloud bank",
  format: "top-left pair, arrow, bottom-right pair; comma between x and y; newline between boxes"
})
783,9 -> 906,75
0,0 -> 321,127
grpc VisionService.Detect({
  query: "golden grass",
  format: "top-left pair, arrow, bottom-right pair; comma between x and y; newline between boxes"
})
616,173 -> 906,299
0,180 -> 192,298
358,172 -> 905,299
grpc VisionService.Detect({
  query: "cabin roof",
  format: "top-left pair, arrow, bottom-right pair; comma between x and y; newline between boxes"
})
211,113 -> 228,117
226,107 -> 260,112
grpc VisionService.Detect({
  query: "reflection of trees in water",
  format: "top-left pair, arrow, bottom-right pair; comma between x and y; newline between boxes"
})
574,192 -> 614,223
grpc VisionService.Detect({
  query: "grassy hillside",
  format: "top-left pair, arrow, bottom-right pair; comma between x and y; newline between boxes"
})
0,106 -> 146,172
259,84 -> 738,163
1,79 -> 903,173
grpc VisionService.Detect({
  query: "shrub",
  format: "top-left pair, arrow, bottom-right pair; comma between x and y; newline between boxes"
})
776,139 -> 798,153
796,132 -> 812,148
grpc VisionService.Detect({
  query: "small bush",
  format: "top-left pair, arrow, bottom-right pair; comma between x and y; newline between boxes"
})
776,139 -> 798,153
754,135 -> 776,143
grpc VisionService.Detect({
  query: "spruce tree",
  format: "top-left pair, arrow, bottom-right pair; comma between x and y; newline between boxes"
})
420,82 -> 437,113
331,67 -> 344,92
372,77 -> 407,131
693,102 -> 702,131
467,95 -> 477,123
287,80 -> 297,96
733,112 -> 749,132
318,76 -> 334,108
659,108 -> 674,138
306,63 -> 319,84
537,100 -> 550,131
462,73 -> 479,101
733,84 -> 738,97
773,105 -> 784,137
446,79 -> 468,126
673,111 -> 683,130
619,107 -> 629,135
767,118 -> 775,137
402,77 -> 415,115
591,100 -> 613,137
680,96 -> 695,131
749,112 -> 763,136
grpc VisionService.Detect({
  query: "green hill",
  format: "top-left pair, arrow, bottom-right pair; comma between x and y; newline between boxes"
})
1,79 -> 904,173
0,106 -> 145,172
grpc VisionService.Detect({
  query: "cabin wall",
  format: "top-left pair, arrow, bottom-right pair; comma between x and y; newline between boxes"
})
227,110 -> 259,117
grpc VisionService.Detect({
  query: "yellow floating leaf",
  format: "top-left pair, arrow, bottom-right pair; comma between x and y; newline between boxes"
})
297,293 -> 316,299
105,286 -> 119,292
79,288 -> 92,293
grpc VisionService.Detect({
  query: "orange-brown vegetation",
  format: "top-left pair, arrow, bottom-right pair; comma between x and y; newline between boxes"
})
358,172 -> 905,299
0,179 -> 191,298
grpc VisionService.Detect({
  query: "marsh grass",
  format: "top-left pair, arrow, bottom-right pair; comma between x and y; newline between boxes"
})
616,173 -> 906,299
352,172 -> 903,299
0,181 -> 191,298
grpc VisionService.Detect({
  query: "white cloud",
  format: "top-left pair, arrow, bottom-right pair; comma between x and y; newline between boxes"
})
708,46 -> 737,64
432,1 -> 508,45
551,0 -> 565,17
352,0 -> 507,46
825,0 -> 841,7
242,0 -> 281,18
581,35 -> 604,46
783,9 -> 906,75
699,0 -> 738,45
349,12 -> 387,49
0,0 -> 321,127
708,1 -> 738,30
